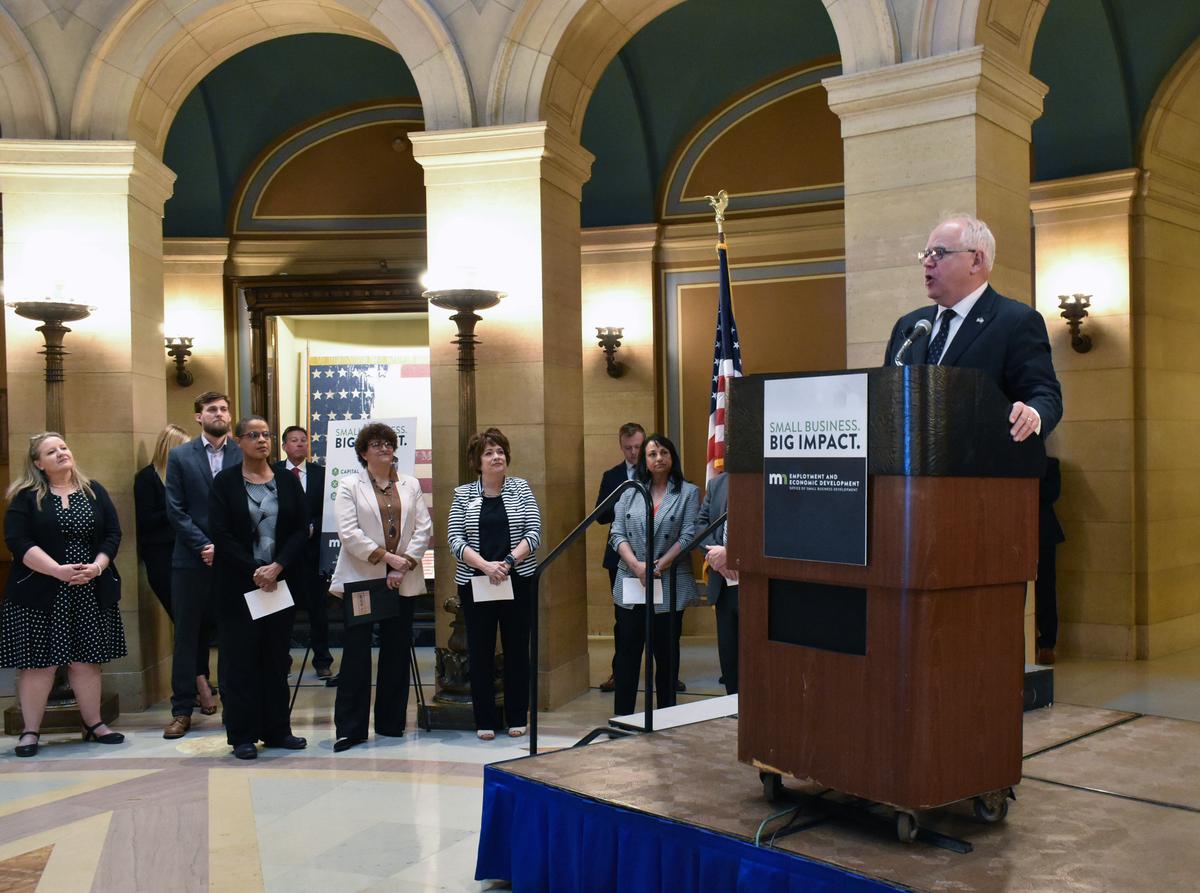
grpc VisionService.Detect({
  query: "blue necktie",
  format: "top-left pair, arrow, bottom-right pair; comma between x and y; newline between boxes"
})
927,309 -> 954,365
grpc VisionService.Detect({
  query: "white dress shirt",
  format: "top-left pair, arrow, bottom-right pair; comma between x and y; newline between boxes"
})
933,281 -> 988,363
285,459 -> 307,492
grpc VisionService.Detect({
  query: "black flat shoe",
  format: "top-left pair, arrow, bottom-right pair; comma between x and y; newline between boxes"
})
82,722 -> 124,744
264,735 -> 307,750
233,742 -> 258,760
15,731 -> 40,758
333,737 -> 365,753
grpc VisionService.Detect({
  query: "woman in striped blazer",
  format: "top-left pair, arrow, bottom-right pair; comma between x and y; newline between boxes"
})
447,428 -> 541,739
610,434 -> 699,717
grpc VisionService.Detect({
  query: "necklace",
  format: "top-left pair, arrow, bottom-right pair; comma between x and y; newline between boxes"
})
372,475 -> 398,540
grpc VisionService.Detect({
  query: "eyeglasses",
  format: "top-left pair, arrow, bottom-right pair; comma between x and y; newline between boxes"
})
917,246 -> 977,263
367,440 -> 395,451
241,431 -> 273,441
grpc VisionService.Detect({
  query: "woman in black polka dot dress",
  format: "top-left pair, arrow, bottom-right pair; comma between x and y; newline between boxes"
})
2,433 -> 127,757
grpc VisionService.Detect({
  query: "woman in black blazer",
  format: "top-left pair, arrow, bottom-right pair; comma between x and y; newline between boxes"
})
133,423 -> 189,618
208,416 -> 309,760
2,433 -> 127,757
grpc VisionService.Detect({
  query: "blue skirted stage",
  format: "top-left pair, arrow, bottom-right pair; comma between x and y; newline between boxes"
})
474,707 -> 1200,893
476,759 -> 900,892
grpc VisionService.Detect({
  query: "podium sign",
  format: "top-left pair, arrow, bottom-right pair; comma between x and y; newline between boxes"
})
763,373 -> 867,565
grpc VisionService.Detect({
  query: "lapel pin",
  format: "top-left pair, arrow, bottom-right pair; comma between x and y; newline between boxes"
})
975,317 -> 985,324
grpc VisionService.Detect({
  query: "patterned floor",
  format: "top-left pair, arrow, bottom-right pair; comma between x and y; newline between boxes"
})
0,641 -> 1198,892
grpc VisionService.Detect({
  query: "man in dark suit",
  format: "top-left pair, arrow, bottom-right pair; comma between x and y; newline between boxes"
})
594,422 -> 644,692
883,215 -> 1063,441
163,391 -> 242,738
697,472 -> 737,695
274,425 -> 333,679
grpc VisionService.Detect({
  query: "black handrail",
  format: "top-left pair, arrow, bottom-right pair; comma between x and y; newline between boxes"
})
529,478 -> 652,755
664,510 -> 728,706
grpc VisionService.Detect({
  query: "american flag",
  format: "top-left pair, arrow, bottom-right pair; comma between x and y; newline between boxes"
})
706,235 -> 743,483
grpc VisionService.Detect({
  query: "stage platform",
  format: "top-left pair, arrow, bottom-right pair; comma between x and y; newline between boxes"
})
477,703 -> 1200,892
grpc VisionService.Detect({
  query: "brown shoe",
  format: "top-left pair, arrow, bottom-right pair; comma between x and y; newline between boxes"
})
163,715 -> 191,739
1036,648 -> 1056,666
599,673 -> 616,692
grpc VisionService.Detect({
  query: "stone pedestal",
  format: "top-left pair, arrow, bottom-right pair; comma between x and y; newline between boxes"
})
4,693 -> 120,735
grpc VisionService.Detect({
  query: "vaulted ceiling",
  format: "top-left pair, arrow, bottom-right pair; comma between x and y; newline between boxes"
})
161,0 -> 1200,236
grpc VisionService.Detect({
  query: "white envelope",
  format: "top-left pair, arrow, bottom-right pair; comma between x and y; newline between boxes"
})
622,576 -> 663,605
471,575 -> 515,603
244,580 -> 294,619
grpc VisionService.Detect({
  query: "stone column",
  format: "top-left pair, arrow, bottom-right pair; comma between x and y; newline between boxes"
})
411,122 -> 594,709
0,140 -> 176,709
823,46 -> 1047,366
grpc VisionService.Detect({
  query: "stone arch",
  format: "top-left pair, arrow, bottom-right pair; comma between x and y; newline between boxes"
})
71,0 -> 472,156
0,6 -> 56,138
489,0 -> 900,137
915,0 -> 1048,68
1138,35 -> 1200,193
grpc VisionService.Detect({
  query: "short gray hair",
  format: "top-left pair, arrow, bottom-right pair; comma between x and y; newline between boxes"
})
941,213 -> 996,273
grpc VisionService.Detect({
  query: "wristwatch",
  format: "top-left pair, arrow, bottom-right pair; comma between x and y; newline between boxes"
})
503,554 -> 516,568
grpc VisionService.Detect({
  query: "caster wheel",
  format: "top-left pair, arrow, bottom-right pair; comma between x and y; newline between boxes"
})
973,792 -> 1009,823
896,811 -> 918,844
760,771 -> 783,803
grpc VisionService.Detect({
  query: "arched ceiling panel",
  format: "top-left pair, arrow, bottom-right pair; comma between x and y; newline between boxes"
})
163,33 -> 418,237
1031,0 -> 1200,181
580,0 -> 838,228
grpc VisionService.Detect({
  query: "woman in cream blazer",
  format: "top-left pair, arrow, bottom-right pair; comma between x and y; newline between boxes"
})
328,422 -> 431,752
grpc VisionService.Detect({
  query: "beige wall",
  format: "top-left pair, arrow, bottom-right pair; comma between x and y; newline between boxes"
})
1032,171 -> 1138,658
163,239 -> 231,426
581,226 -> 659,641
1133,182 -> 1200,656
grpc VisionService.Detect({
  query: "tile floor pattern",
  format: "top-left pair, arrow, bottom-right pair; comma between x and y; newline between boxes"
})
0,641 -> 1197,892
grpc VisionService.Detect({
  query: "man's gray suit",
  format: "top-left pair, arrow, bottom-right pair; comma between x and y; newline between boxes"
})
698,473 -> 738,695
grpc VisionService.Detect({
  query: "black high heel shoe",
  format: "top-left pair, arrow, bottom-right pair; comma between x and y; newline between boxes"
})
82,722 -> 125,745
15,730 -> 40,757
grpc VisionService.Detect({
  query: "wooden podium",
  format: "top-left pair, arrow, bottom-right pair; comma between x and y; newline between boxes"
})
726,366 -> 1043,831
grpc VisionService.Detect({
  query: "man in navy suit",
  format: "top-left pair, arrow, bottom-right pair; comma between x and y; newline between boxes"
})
163,391 -> 242,738
594,422 -> 644,692
274,426 -> 333,679
883,215 -> 1063,441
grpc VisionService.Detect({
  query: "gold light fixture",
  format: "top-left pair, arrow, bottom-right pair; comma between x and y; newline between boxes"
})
1057,294 -> 1092,353
596,326 -> 625,377
165,336 -> 195,386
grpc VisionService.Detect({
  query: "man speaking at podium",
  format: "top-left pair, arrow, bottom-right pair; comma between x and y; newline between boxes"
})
884,214 -> 1062,442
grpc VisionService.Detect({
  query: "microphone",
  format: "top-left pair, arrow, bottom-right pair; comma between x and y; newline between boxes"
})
892,318 -> 932,366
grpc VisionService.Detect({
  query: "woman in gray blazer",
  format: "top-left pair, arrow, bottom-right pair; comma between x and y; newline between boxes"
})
610,434 -> 698,716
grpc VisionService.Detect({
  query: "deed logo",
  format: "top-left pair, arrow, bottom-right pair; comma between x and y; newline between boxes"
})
766,470 -> 861,494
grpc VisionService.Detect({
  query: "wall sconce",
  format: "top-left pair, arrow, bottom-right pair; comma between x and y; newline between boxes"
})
165,336 -> 195,386
1057,294 -> 1092,353
596,326 -> 625,378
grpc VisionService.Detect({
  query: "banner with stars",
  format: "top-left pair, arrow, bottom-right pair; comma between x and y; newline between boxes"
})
307,353 -> 433,577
